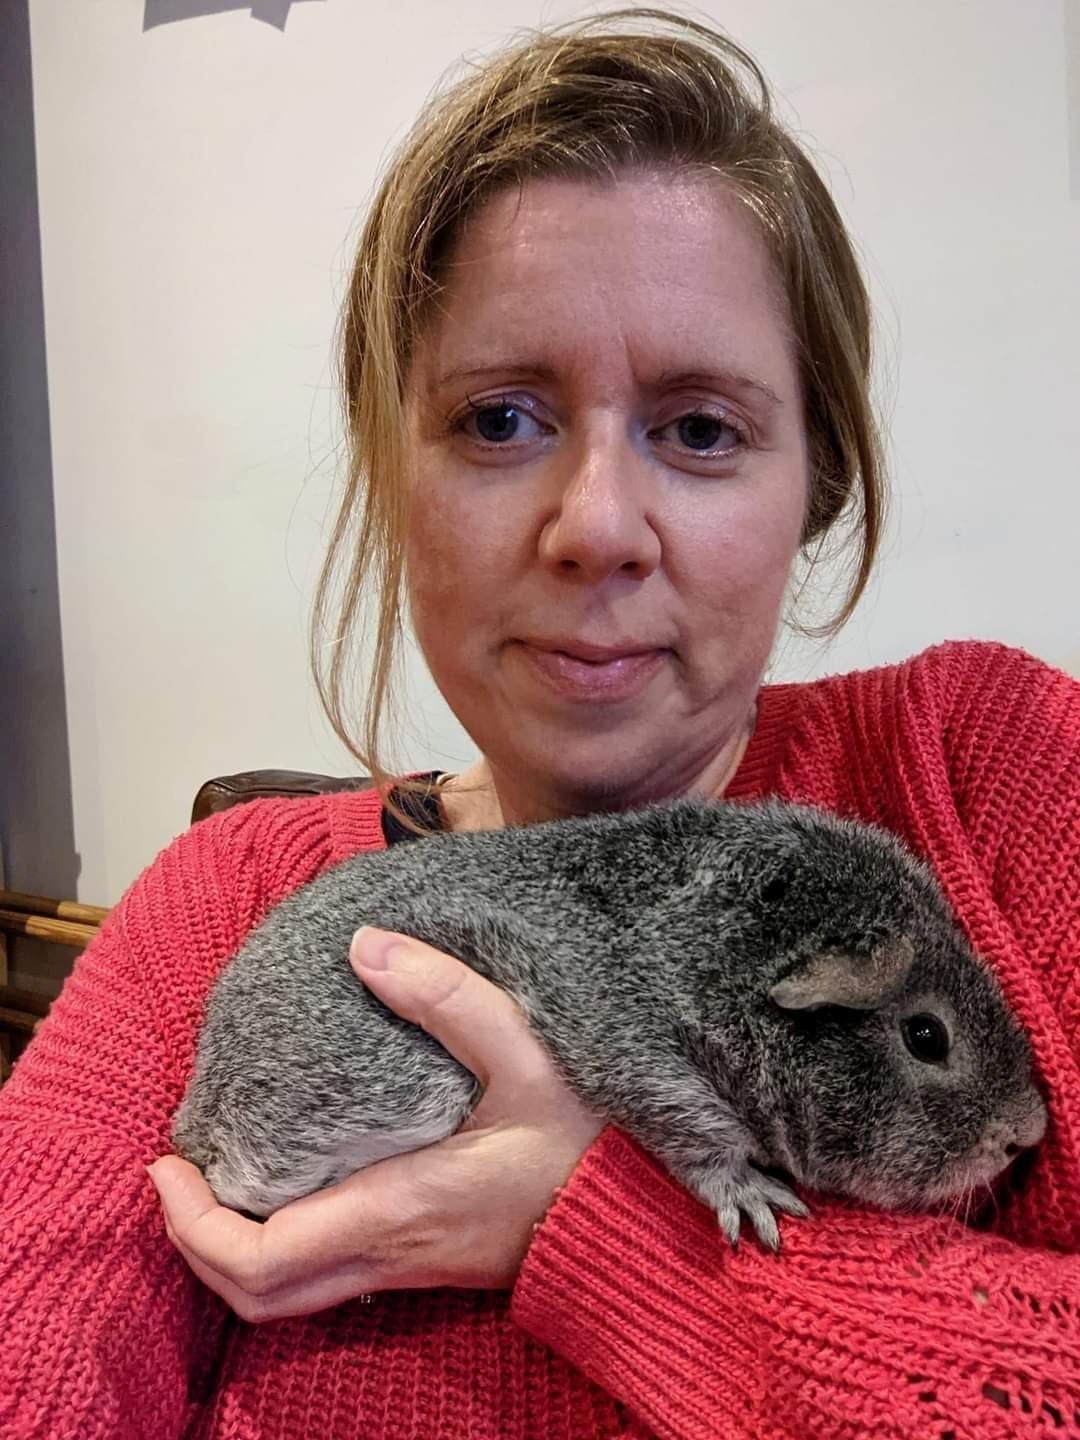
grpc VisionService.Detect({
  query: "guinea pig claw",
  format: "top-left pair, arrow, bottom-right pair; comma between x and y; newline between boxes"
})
711,1167 -> 810,1253
751,1208 -> 781,1253
716,1201 -> 743,1250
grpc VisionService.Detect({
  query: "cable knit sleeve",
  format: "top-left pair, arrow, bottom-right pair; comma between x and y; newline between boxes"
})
512,641 -> 1080,1440
936,641 -> 1080,1001
0,797 -> 337,1440
512,1130 -> 1080,1440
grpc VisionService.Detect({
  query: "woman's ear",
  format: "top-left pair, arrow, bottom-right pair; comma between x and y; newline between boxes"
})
768,937 -> 915,1012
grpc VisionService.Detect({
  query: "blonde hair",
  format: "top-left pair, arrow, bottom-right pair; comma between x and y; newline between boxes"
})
311,7 -> 885,800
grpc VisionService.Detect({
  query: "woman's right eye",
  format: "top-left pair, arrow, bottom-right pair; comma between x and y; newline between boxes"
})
456,400 -> 547,446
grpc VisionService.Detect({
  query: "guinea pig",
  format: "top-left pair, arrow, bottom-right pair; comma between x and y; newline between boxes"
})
172,796 -> 1047,1250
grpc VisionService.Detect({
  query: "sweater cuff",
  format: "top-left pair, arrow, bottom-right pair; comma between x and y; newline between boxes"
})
510,1126 -> 761,1434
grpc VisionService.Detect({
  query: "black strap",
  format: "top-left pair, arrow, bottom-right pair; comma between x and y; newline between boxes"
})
380,771 -> 446,846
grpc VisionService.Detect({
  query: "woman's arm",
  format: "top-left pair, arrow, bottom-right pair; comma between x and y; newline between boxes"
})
512,1126 -> 1080,1440
0,798 -> 337,1440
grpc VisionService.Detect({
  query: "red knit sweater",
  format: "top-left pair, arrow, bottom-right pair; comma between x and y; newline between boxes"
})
2,640 -> 1078,1440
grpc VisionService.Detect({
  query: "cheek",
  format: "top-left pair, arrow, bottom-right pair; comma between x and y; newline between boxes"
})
405,517 -> 464,648
406,454 -> 539,614
406,461 -> 473,597
405,488 -> 515,666
677,478 -> 806,625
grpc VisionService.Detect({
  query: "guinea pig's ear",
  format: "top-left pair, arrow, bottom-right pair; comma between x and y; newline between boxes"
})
768,936 -> 915,1012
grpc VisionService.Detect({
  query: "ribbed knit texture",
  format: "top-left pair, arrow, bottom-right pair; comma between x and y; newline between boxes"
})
1,640 -> 1078,1439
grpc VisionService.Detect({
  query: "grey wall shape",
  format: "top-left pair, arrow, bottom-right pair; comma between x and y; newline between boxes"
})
1,0 -> 80,991
144,0 -> 324,31
1069,0 -> 1080,202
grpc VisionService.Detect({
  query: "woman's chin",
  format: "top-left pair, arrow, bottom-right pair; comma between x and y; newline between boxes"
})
492,739 -> 700,819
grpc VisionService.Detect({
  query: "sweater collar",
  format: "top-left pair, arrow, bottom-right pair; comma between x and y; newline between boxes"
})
722,679 -> 801,802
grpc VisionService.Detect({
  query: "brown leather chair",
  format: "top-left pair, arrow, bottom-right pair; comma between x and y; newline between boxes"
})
0,773 -> 376,1082
191,769 -> 374,826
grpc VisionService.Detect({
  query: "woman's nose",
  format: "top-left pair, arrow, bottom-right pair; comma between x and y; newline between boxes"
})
537,429 -> 661,582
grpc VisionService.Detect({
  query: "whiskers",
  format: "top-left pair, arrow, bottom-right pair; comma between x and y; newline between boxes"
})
944,1178 -> 979,1227
959,1175 -> 999,1228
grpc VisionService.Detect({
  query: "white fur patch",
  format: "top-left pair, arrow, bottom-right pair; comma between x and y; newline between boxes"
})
208,1117 -> 457,1216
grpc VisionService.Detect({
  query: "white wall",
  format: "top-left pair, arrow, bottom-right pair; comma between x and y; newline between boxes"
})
25,0 -> 1080,908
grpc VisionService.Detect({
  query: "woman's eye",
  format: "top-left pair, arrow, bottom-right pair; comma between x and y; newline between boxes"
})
458,402 -> 545,445
656,411 -> 746,455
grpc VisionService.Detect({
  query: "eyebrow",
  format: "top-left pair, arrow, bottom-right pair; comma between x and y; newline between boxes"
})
652,368 -> 783,408
434,362 -> 783,409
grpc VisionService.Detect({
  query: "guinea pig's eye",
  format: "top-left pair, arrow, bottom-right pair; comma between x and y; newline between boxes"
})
901,1013 -> 950,1065
760,875 -> 788,904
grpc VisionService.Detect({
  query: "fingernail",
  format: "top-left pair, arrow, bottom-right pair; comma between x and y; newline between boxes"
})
351,926 -> 404,972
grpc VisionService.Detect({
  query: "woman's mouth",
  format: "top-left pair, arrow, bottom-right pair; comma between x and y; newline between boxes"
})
516,640 -> 667,702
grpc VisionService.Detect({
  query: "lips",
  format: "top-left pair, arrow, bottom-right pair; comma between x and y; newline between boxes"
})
517,638 -> 667,702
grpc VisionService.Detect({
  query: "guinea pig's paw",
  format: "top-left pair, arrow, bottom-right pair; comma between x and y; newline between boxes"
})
687,1158 -> 810,1252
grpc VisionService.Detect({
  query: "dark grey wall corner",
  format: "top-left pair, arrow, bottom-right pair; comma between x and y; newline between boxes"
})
1,0 -> 80,995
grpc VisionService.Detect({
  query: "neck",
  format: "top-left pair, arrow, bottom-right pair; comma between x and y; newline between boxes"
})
438,713 -> 756,833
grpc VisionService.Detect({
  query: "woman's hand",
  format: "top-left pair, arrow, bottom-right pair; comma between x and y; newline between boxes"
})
146,927 -> 606,1323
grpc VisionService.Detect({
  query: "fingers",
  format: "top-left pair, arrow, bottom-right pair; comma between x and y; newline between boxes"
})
350,927 -> 552,1095
147,1155 -> 386,1322
147,1156 -> 273,1316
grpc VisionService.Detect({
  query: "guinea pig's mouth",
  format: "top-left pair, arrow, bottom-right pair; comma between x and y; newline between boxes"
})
926,1157 -> 1013,1204
900,1090 -> 1049,1210
912,1135 -> 1045,1210
935,1148 -> 1036,1200
801,1146 -> 1031,1215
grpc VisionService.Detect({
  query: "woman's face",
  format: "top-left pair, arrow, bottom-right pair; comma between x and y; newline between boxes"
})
403,169 -> 809,818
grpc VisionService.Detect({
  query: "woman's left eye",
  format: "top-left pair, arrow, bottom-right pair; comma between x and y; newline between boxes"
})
653,411 -> 747,455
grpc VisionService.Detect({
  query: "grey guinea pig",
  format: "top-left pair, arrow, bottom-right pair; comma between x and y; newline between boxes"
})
171,796 -> 1047,1250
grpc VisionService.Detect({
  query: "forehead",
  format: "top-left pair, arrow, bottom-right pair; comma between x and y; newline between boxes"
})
411,169 -> 797,395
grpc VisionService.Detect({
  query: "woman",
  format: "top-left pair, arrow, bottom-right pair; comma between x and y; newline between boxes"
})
2,11 -> 1077,1439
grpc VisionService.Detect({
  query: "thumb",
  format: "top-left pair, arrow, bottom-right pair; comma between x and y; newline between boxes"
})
349,927 -> 545,1091
147,1155 -> 224,1237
